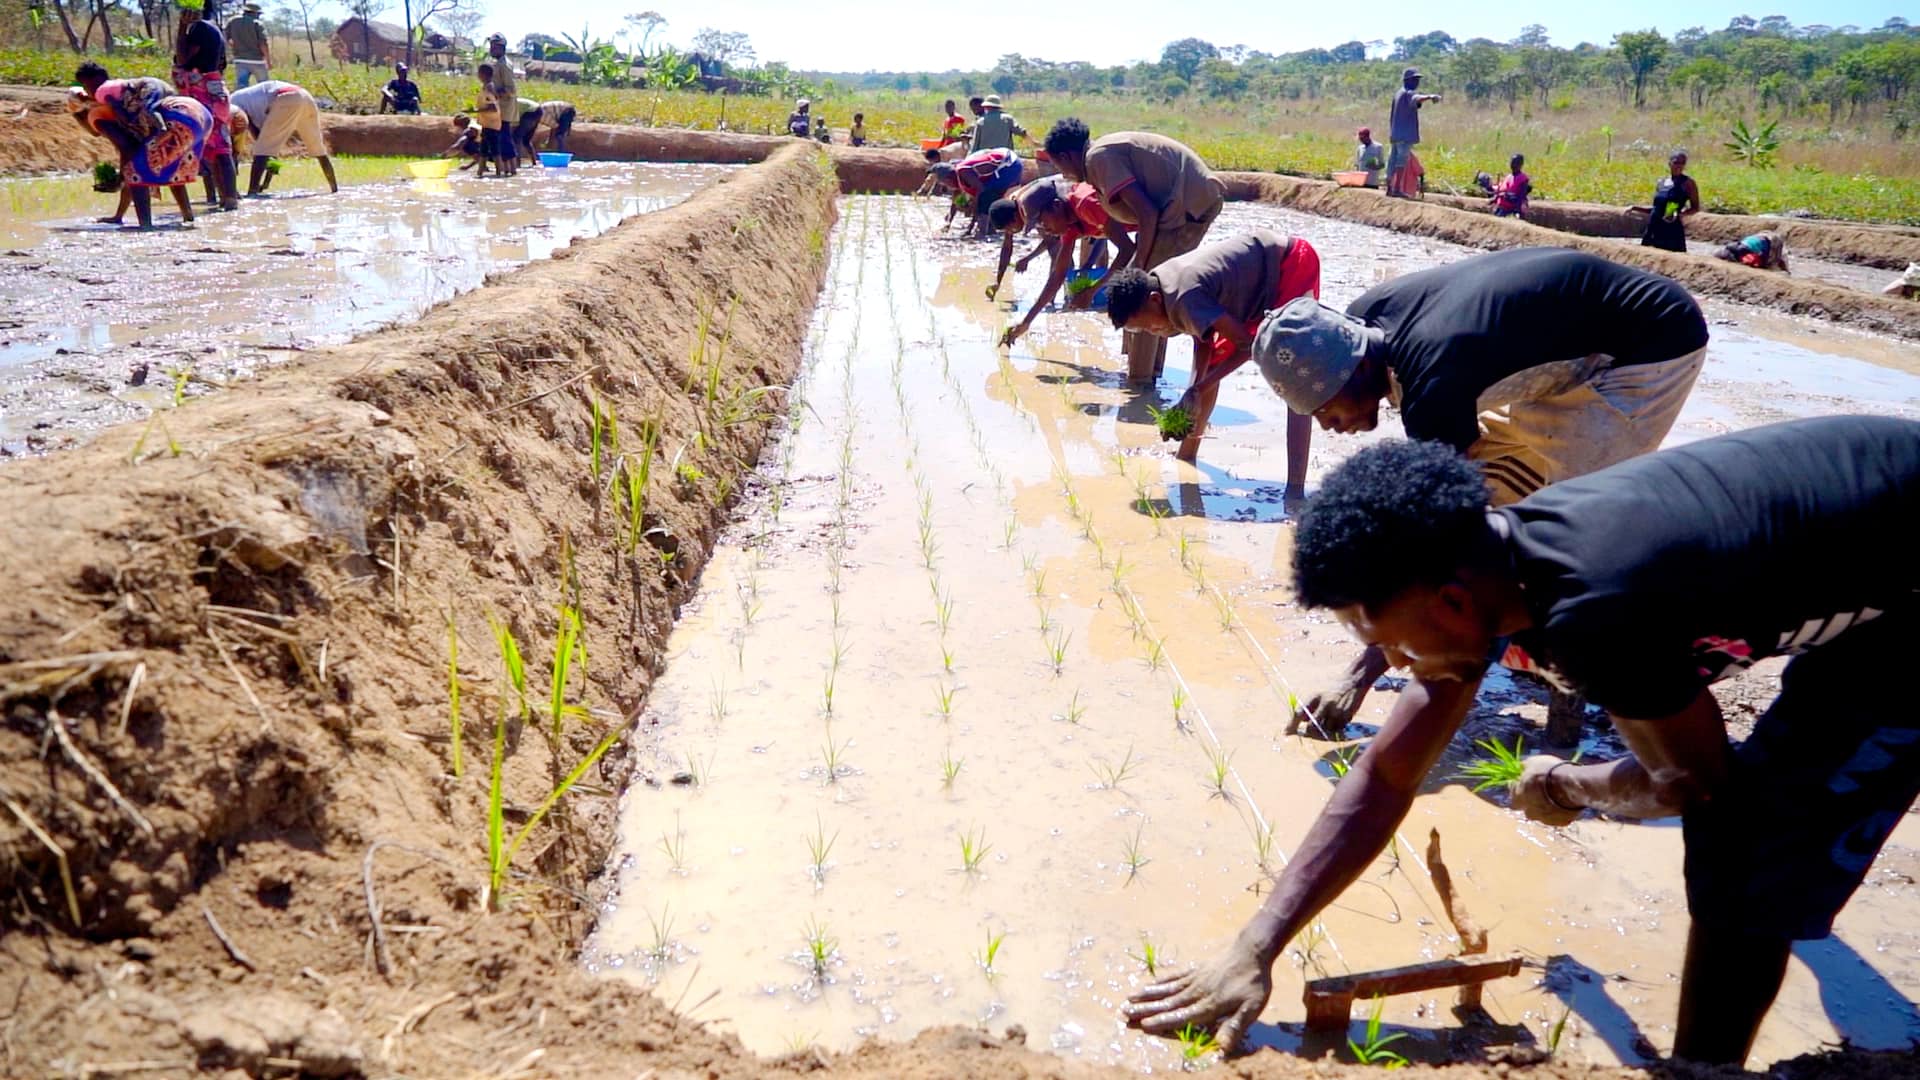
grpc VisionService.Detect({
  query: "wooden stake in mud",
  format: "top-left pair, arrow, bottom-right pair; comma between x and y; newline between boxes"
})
1300,828 -> 1518,1031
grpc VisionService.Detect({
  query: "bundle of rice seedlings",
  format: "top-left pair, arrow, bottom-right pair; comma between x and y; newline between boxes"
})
1149,404 -> 1193,441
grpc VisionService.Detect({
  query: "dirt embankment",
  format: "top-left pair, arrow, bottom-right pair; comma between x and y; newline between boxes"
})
2,84 -> 102,175
0,142 -> 846,1078
1423,189 -> 1920,270
1222,171 -> 1920,341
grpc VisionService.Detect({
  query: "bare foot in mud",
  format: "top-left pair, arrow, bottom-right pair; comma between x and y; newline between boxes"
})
96,216 -> 123,225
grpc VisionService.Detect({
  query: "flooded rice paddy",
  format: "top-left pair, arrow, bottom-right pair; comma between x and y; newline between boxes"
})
587,195 -> 1920,1069
0,160 -> 730,455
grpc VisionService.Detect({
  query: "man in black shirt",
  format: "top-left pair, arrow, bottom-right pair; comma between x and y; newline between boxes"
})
1253,247 -> 1709,737
380,62 -> 421,114
1124,418 -> 1920,1064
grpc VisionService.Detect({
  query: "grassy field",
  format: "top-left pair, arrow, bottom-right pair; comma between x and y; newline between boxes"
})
8,47 -> 1918,223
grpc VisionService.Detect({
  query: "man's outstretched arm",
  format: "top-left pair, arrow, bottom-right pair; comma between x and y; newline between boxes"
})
1124,672 -> 1480,1050
1515,688 -> 1729,824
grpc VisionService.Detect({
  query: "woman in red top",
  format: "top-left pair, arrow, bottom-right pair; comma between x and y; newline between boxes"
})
992,180 -> 1137,347
940,98 -> 966,145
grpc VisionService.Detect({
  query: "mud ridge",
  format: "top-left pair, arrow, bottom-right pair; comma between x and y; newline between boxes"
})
0,142 -> 850,1077
1221,172 -> 1920,341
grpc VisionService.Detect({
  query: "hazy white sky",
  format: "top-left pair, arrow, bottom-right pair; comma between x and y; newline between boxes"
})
450,0 -> 1906,72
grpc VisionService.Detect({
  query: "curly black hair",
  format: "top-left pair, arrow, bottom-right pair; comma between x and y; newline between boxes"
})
987,198 -> 1019,231
75,61 -> 109,84
1103,268 -> 1152,328
1044,117 -> 1090,159
1292,440 -> 1494,610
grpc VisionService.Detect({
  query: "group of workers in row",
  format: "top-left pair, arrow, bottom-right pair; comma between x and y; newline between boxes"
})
948,118 -> 1917,1067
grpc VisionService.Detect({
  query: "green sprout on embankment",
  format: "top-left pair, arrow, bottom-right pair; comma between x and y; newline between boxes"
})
1456,734 -> 1528,793
1149,404 -> 1195,442
1348,995 -> 1410,1069
547,604 -> 588,736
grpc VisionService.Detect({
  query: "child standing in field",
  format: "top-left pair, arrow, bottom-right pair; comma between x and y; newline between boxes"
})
850,113 -> 866,147
474,65 -> 502,178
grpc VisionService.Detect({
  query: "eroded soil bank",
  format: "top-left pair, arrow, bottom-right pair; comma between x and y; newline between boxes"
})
591,195 -> 1920,1073
0,161 -> 729,455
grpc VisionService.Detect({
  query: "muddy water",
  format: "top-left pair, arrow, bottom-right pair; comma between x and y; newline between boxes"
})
589,195 -> 1920,1069
0,162 -> 730,456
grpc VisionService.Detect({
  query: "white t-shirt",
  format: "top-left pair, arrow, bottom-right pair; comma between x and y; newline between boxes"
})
229,80 -> 292,125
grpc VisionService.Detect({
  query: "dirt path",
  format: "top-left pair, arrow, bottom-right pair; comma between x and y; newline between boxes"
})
591,196 -> 1920,1070
0,162 -> 728,455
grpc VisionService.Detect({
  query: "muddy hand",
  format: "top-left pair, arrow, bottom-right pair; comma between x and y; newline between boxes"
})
985,283 -> 998,301
1000,325 -> 1026,349
1285,683 -> 1359,738
1513,756 -> 1582,826
1123,944 -> 1271,1053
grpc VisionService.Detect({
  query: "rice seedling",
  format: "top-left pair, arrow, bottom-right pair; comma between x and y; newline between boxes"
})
619,420 -> 660,556
1171,686 -> 1191,732
800,916 -> 837,979
820,727 -> 849,783
1176,1023 -> 1219,1066
1001,519 -> 1018,549
1144,635 -> 1168,673
821,670 -> 838,717
958,826 -> 992,875
1109,551 -> 1131,594
976,928 -> 1006,976
805,813 -> 837,888
1328,743 -> 1362,781
1253,822 -> 1278,874
1034,602 -> 1053,637
708,678 -> 728,726
675,461 -> 705,488
659,815 -> 688,874
939,745 -> 964,789
589,393 -> 616,491
1028,567 -> 1048,599
783,1032 -> 820,1056
1546,1004 -> 1573,1056
934,680 -> 958,719
1063,687 -> 1087,726
1211,591 -> 1236,633
1120,822 -> 1151,884
1176,532 -> 1196,569
1456,734 -> 1528,793
684,750 -> 712,788
1189,559 -> 1210,595
547,604 -> 589,736
1203,743 -> 1234,800
1348,995 -> 1409,1068
933,592 -> 954,634
486,724 -> 622,909
643,904 -> 675,962
1089,744 -> 1138,791
1117,939 -> 1165,987
446,608 -> 464,779
1292,924 -> 1331,979
938,641 -> 956,674
1045,627 -> 1072,675
486,615 -> 529,721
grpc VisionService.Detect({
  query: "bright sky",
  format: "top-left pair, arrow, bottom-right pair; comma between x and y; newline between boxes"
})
453,0 -> 1905,73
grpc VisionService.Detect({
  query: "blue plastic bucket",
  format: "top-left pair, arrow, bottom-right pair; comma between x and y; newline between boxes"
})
538,152 -> 573,168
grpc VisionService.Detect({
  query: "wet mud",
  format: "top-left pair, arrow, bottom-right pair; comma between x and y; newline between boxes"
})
0,161 -> 729,454
592,194 -> 1920,1072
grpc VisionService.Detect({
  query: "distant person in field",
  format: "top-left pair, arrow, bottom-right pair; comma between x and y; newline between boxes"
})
1352,127 -> 1385,188
967,96 -> 986,122
1387,67 -> 1439,199
1711,231 -> 1789,273
940,98 -> 966,145
1882,263 -> 1920,300
510,97 -> 541,163
1487,153 -> 1531,217
991,177 -> 1136,328
445,113 -> 486,170
1124,416 -> 1920,1065
224,2 -> 271,88
380,62 -> 421,115
814,114 -> 831,143
850,112 -> 866,147
1102,230 -> 1319,476
1636,150 -> 1700,253
524,100 -> 576,156
70,64 -> 208,228
970,94 -> 1026,152
230,80 -> 338,195
926,147 -> 1024,236
172,0 -> 240,210
486,33 -> 520,176
1041,117 -> 1227,384
787,98 -> 811,138
1246,247 -> 1709,740
472,64 -> 503,178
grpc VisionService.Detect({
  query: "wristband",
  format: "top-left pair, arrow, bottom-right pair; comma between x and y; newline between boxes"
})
1545,762 -> 1583,813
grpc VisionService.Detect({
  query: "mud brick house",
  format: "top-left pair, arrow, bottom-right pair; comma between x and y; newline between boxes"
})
331,17 -> 469,68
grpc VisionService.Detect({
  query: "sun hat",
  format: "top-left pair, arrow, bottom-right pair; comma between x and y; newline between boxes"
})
1402,67 -> 1422,80
1249,298 -> 1371,414
982,94 -> 1003,108
241,2 -> 263,12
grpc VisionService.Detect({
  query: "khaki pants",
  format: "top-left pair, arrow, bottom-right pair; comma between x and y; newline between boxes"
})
251,87 -> 329,158
1469,345 -> 1707,506
1124,205 -> 1221,383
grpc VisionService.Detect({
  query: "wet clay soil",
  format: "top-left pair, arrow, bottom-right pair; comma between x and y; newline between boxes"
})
0,161 -> 729,455
591,196 -> 1920,1071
